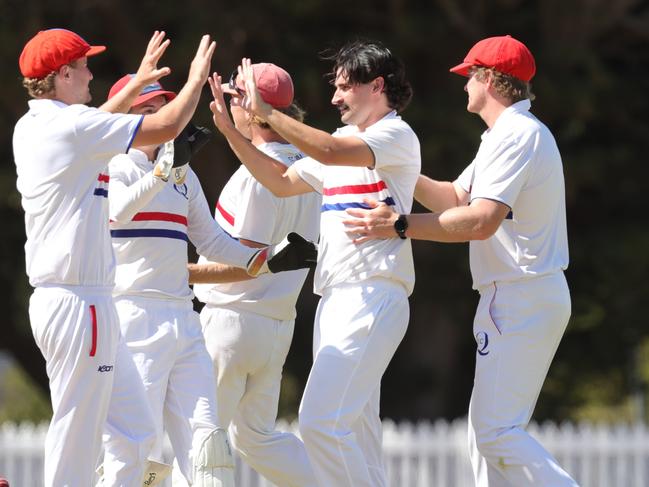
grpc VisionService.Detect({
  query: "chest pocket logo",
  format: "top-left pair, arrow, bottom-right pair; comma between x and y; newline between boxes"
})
173,183 -> 188,200
475,331 -> 490,356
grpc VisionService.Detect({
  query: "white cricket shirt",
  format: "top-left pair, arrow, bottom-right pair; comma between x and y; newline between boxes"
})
194,142 -> 321,320
109,149 -> 257,301
456,100 -> 569,290
292,111 -> 421,296
13,99 -> 143,287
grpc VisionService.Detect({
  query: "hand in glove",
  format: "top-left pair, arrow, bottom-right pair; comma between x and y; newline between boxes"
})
171,123 -> 213,184
153,123 -> 213,183
246,232 -> 318,277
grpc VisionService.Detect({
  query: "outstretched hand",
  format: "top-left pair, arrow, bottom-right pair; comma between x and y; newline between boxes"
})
188,35 -> 217,86
342,198 -> 399,243
239,58 -> 273,120
207,73 -> 235,133
132,30 -> 171,88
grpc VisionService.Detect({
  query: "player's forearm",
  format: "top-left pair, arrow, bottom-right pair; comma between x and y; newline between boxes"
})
135,79 -> 203,146
193,222 -> 258,269
98,78 -> 148,114
188,262 -> 254,284
109,173 -> 166,222
415,176 -> 459,212
264,109 -> 347,165
403,204 -> 501,242
220,123 -> 299,197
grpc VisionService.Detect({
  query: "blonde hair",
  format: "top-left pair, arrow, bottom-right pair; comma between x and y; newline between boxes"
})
471,66 -> 535,103
22,71 -> 57,98
21,59 -> 85,99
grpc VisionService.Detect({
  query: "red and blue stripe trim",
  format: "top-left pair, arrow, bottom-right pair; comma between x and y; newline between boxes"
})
110,229 -> 188,241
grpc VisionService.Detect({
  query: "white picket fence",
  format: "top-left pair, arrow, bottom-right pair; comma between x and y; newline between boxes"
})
1,419 -> 649,486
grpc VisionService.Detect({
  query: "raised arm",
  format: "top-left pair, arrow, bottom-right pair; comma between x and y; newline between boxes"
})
132,35 -> 216,147
99,31 -> 171,114
239,59 -> 375,167
207,73 -> 313,197
108,156 -> 167,222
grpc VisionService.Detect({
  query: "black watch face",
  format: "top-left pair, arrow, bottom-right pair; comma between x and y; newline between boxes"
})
395,215 -> 407,237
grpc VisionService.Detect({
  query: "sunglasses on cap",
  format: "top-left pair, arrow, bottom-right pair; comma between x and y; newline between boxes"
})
228,69 -> 246,97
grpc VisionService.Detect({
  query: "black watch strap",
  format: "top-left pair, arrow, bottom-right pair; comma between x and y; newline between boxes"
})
394,214 -> 408,239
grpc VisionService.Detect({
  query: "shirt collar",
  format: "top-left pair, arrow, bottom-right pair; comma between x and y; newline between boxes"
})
27,98 -> 69,113
347,109 -> 399,134
481,99 -> 531,140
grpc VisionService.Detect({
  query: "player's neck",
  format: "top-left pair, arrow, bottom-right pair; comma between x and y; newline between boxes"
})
479,99 -> 509,129
250,127 -> 287,146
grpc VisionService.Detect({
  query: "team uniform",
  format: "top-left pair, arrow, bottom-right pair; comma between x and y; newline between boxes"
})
290,111 -> 420,487
105,147 -> 258,485
12,99 -> 156,487
455,100 -> 577,486
194,142 -> 321,487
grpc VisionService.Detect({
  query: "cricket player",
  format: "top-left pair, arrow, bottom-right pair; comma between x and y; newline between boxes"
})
13,28 -> 218,487
104,73 -> 318,487
206,40 -> 420,486
190,63 -> 320,487
343,35 -> 578,486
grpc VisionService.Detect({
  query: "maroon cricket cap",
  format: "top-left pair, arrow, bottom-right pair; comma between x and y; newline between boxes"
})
108,74 -> 177,107
230,63 -> 294,108
450,35 -> 536,82
19,29 -> 106,79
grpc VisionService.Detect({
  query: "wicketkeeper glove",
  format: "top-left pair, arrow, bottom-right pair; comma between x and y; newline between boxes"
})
153,123 -> 213,184
170,123 -> 213,185
246,232 -> 318,277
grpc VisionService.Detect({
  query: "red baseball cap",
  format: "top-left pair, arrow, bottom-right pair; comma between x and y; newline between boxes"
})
19,29 -> 106,79
450,35 -> 536,82
229,63 -> 294,108
108,74 -> 177,107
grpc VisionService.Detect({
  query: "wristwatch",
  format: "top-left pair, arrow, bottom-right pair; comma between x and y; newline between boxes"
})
394,214 -> 408,239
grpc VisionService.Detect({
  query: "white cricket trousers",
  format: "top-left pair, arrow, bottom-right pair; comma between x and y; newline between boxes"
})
103,296 -> 219,485
29,285 -> 154,487
469,272 -> 578,486
298,278 -> 409,487
201,305 -> 317,487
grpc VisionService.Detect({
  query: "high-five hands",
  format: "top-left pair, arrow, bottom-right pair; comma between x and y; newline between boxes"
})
207,73 -> 235,133
239,58 -> 273,120
188,35 -> 217,86
131,30 -> 171,88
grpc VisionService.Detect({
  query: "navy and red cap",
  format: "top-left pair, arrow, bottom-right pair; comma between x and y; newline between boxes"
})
108,74 -> 177,107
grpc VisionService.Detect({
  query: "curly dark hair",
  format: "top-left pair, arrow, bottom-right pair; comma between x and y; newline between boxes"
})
323,40 -> 413,112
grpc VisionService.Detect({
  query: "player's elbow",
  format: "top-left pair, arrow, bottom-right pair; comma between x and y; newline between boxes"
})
269,185 -> 292,198
138,115 -> 181,146
471,219 -> 499,240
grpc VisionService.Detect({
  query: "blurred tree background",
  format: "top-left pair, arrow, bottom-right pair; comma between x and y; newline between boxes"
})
1,0 -> 648,425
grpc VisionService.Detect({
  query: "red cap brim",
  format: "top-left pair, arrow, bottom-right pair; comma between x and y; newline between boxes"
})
133,90 -> 176,107
449,62 -> 473,77
86,45 -> 106,57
